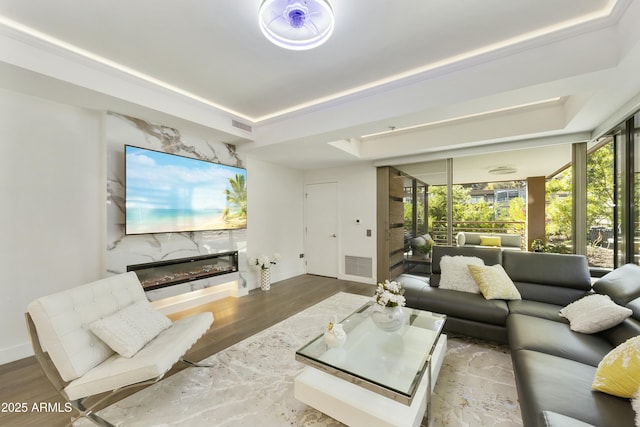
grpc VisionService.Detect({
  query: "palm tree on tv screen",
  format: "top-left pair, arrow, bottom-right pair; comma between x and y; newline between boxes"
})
223,174 -> 247,221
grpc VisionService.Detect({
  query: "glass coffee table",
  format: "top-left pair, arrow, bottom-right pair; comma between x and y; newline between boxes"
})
295,301 -> 447,427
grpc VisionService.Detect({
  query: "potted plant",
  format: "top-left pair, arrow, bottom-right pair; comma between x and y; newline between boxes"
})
414,238 -> 435,259
250,253 -> 281,291
531,239 -> 545,252
372,280 -> 407,332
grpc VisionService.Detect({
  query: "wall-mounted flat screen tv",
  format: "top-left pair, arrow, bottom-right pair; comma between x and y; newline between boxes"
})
125,145 -> 247,235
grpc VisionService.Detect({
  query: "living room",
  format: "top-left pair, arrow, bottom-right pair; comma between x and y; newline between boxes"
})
2,1 -> 640,426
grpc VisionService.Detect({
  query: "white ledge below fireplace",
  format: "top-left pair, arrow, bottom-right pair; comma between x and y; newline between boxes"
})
150,272 -> 245,315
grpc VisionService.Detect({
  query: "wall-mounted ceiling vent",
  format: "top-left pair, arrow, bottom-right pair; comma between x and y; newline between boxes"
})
231,120 -> 252,133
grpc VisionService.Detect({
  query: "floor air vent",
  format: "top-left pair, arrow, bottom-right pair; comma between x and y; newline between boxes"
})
345,256 -> 372,278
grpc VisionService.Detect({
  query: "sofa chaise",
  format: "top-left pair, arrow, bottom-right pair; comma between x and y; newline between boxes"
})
401,246 -> 640,427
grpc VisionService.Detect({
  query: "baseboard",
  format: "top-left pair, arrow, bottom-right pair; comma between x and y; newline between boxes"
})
338,273 -> 376,285
0,342 -> 33,365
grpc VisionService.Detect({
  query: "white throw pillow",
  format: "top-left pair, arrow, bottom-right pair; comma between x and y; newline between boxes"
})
439,255 -> 484,293
559,294 -> 632,334
455,232 -> 466,247
90,301 -> 172,358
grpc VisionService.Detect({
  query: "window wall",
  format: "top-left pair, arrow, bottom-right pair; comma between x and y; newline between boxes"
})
391,124 -> 638,267
545,167 -> 573,253
404,182 -> 413,235
404,178 -> 428,238
609,112 -> 639,267
586,139 -> 615,268
428,182 -> 526,245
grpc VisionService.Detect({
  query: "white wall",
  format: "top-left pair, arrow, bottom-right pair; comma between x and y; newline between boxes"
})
304,163 -> 377,284
0,88 -> 105,364
246,157 -> 305,289
0,90 -> 376,363
245,159 -> 377,287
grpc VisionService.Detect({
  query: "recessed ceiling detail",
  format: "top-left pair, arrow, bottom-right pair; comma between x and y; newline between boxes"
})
0,0 -> 638,175
360,98 -> 563,140
0,1 -> 621,121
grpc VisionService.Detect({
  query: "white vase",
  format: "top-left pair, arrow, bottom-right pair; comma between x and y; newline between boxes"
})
371,305 -> 405,332
260,268 -> 271,291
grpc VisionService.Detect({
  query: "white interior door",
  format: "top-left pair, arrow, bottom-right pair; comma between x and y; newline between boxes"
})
305,182 -> 338,277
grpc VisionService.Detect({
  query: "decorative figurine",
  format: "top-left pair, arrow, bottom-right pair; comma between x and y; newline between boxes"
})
323,315 -> 347,348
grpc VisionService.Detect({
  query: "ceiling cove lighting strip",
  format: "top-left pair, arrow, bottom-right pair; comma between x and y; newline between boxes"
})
253,0 -> 621,121
0,15 -> 253,123
0,0 -> 621,123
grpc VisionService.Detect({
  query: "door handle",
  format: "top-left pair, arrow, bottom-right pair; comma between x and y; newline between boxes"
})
329,234 -> 337,237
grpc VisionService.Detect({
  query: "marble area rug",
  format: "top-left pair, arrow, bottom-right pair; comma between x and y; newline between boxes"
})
78,292 -> 522,427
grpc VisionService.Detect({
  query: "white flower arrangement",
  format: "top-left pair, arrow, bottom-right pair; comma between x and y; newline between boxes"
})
374,280 -> 406,308
250,253 -> 281,270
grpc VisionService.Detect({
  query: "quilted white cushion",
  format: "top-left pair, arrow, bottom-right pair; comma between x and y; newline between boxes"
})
90,301 -> 172,358
439,255 -> 484,293
559,294 -> 632,334
65,312 -> 213,400
27,272 -> 148,381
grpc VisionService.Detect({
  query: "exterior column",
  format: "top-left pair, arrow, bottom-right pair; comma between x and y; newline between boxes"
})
446,158 -> 453,246
573,142 -> 588,256
527,176 -> 546,251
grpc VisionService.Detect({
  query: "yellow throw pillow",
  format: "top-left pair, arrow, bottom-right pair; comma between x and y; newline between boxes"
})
467,264 -> 521,300
593,336 -> 640,398
480,236 -> 501,247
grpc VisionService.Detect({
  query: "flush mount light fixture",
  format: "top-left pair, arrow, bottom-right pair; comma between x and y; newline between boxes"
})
489,166 -> 518,175
258,0 -> 335,50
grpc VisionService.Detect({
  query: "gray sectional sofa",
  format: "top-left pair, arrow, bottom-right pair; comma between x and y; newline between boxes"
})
401,245 -> 640,427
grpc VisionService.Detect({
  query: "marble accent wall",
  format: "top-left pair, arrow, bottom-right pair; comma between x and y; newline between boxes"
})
106,112 -> 247,301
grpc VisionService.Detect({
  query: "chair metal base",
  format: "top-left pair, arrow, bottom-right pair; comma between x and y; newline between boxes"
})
69,399 -> 116,427
180,358 -> 217,368
68,362 -> 215,426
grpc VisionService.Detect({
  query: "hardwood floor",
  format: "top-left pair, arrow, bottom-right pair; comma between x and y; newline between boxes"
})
0,275 -> 374,427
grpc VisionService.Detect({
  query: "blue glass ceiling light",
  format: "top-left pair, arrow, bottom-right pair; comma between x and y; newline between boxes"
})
258,0 -> 335,50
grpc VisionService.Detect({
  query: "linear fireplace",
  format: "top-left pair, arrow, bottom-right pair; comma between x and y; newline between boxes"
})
127,251 -> 238,291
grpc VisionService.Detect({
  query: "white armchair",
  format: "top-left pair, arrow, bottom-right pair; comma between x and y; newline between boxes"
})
26,272 -> 214,427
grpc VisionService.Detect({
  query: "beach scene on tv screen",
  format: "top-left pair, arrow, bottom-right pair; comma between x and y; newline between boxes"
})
125,146 -> 247,234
